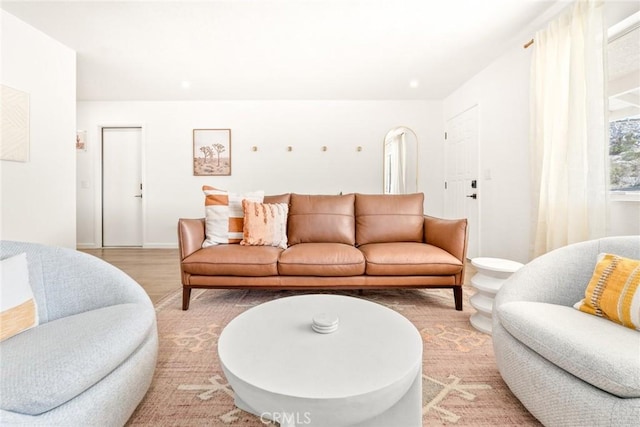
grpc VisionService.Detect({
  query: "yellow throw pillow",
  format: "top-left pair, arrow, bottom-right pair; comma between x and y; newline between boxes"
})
0,253 -> 39,342
202,186 -> 264,247
574,253 -> 640,331
241,200 -> 289,249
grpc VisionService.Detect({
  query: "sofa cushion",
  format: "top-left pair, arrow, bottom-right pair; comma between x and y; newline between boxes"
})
183,245 -> 282,276
498,301 -> 640,398
202,186 -> 264,247
0,253 -> 38,342
355,193 -> 424,245
264,193 -> 291,205
278,243 -> 365,276
359,242 -> 463,276
0,303 -> 154,415
288,194 -> 355,245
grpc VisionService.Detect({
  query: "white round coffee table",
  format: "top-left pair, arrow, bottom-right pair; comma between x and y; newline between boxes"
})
218,294 -> 423,427
470,257 -> 523,335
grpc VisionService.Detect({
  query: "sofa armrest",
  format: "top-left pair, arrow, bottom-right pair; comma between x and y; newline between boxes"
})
178,218 -> 206,260
423,216 -> 468,263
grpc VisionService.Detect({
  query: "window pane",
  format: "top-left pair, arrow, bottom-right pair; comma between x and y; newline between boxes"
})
610,118 -> 640,191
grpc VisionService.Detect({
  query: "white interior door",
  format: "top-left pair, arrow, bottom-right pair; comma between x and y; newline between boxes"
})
445,106 -> 479,259
102,127 -> 143,247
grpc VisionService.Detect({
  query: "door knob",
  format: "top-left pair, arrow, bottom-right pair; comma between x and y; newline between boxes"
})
134,194 -> 143,198
466,194 -> 477,199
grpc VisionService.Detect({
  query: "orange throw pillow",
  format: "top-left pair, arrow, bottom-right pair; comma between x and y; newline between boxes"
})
241,200 -> 288,249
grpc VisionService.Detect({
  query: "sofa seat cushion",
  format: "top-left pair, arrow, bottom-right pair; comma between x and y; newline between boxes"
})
278,243 -> 365,276
359,242 -> 463,276
182,245 -> 282,276
0,303 -> 154,415
498,301 -> 640,398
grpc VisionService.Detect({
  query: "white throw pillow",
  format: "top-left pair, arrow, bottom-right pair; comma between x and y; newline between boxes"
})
0,253 -> 39,341
202,186 -> 264,247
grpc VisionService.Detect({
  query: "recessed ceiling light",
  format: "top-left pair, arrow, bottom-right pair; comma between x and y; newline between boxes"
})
181,80 -> 191,89
409,79 -> 419,88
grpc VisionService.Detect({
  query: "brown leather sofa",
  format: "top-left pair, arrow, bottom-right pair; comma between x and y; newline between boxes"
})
178,193 -> 468,310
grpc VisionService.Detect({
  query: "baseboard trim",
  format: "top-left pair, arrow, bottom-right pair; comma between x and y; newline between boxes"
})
77,243 -> 178,249
143,243 -> 179,249
76,243 -> 99,249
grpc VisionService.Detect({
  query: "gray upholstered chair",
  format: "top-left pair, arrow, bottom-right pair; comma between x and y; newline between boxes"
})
493,236 -> 640,426
0,241 -> 158,426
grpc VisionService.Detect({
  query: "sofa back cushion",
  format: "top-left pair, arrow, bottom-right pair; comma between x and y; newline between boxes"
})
355,193 -> 424,245
264,193 -> 291,205
288,194 -> 355,245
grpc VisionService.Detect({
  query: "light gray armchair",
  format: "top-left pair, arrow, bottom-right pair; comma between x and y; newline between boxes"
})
492,236 -> 640,426
0,241 -> 158,426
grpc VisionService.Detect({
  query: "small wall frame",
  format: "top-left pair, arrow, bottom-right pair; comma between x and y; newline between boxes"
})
1,84 -> 30,162
193,129 -> 231,176
76,130 -> 87,151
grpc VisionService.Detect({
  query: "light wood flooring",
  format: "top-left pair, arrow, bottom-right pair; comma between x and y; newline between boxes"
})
81,248 -> 181,304
81,247 -> 476,305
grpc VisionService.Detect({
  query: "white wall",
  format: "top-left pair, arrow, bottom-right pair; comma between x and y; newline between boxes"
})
0,11 -> 76,248
443,46 -> 532,263
440,0 -> 640,264
77,100 -> 442,247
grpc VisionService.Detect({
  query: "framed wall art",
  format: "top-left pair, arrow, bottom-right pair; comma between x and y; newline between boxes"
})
1,84 -> 30,162
76,130 -> 87,151
193,129 -> 231,176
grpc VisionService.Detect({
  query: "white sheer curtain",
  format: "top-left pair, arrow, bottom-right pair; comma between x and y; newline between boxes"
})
531,0 -> 609,257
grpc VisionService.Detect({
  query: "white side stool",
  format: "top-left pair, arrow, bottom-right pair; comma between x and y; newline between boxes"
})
469,257 -> 524,335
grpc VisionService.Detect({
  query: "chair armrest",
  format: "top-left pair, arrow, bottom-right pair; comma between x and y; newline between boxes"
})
1,241 -> 152,324
495,236 -> 640,310
423,216 -> 468,263
178,218 -> 205,260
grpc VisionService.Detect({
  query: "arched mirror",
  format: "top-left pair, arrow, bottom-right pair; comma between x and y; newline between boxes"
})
383,126 -> 418,194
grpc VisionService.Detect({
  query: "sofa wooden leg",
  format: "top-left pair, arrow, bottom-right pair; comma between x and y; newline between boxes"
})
182,287 -> 192,311
454,286 -> 463,311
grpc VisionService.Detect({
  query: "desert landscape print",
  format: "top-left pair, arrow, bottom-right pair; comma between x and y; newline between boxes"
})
193,128 -> 231,176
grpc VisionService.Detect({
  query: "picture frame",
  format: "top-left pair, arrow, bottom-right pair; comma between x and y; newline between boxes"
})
193,129 -> 231,176
76,130 -> 87,151
1,84 -> 30,162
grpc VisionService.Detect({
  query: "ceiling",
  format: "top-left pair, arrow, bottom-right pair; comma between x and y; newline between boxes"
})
608,24 -> 640,120
0,0 -> 585,101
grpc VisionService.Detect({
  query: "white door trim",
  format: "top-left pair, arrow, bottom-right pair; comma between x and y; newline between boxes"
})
94,123 -> 146,248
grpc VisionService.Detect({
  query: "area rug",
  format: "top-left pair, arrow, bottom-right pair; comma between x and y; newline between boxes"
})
127,286 -> 541,426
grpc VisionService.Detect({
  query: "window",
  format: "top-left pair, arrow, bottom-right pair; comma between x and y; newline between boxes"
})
607,16 -> 639,194
609,118 -> 640,191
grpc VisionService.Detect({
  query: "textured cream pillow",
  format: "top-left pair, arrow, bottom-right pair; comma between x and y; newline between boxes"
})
0,253 -> 39,342
202,186 -> 264,247
241,200 -> 289,249
574,253 -> 640,331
